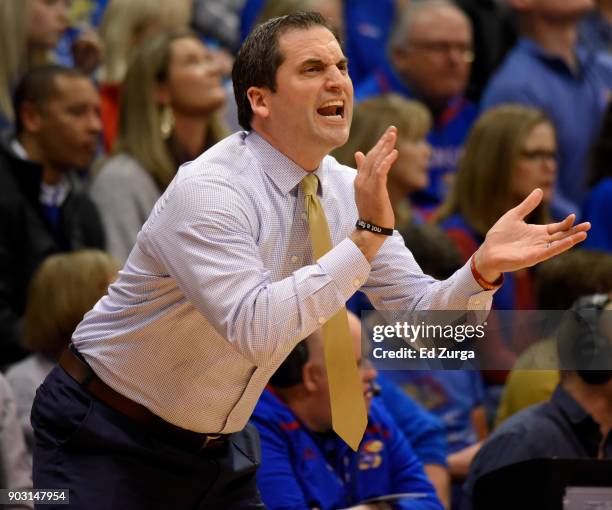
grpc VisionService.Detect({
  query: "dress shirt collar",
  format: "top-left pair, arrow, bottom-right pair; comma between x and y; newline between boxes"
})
245,130 -> 329,197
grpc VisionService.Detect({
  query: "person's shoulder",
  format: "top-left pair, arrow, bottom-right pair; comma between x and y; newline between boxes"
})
592,51 -> 612,74
94,153 -> 151,182
324,155 -> 357,183
481,45 -> 544,105
479,400 -> 557,460
252,389 -> 293,423
175,132 -> 259,188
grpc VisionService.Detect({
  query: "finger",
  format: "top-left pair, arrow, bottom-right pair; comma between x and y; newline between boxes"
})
548,221 -> 591,242
355,151 -> 365,171
512,188 -> 543,219
369,126 -> 397,173
375,149 -> 399,178
542,231 -> 588,260
545,214 -> 576,235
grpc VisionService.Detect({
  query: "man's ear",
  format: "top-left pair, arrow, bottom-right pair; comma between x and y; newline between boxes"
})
247,86 -> 271,121
302,361 -> 323,393
20,101 -> 43,134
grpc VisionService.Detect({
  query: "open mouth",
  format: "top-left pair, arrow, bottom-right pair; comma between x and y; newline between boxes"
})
317,99 -> 345,120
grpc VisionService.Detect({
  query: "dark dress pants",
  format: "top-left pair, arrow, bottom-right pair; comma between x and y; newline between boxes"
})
31,365 -> 265,510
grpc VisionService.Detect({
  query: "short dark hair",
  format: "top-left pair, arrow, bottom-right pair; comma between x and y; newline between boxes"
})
232,11 -> 340,130
269,340 -> 310,388
13,65 -> 89,136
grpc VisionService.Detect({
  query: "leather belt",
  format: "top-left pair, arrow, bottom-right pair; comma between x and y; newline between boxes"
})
59,344 -> 228,451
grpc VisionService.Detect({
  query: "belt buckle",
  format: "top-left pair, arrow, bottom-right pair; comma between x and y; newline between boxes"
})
202,434 -> 222,448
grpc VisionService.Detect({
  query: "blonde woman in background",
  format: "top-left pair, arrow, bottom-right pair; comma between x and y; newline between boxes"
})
0,0 -> 69,131
98,0 -> 192,151
333,93 -> 432,229
91,29 -> 229,263
435,105 -> 557,419
6,250 -> 119,455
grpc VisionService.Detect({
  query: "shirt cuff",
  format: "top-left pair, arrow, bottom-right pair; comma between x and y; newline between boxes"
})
454,259 -> 498,311
317,237 -> 371,301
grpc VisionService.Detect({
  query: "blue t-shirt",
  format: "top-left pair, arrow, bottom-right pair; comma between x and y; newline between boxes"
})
252,389 -> 443,510
356,65 -> 477,208
481,37 -> 612,216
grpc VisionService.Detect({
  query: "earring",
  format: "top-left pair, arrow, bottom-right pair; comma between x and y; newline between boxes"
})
160,105 -> 175,140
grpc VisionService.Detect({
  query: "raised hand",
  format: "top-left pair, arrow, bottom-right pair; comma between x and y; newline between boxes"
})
474,189 -> 590,282
353,125 -> 399,231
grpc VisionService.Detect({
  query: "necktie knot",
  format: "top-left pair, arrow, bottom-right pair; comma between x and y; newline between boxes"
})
301,173 -> 319,198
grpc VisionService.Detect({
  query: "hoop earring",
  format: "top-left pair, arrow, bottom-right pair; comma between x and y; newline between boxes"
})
160,105 -> 175,140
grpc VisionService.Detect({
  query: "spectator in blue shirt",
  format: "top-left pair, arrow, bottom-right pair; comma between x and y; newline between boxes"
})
251,312 -> 444,510
356,0 -> 477,210
481,0 -> 612,218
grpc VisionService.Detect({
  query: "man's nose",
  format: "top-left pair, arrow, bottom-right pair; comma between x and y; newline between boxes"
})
325,66 -> 347,90
89,110 -> 103,134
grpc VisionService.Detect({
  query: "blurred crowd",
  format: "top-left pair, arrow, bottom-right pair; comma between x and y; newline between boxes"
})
0,1 -> 611,509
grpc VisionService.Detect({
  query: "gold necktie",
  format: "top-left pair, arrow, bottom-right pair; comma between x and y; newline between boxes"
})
301,173 -> 367,451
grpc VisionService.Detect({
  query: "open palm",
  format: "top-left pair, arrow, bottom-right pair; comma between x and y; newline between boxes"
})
476,189 -> 590,279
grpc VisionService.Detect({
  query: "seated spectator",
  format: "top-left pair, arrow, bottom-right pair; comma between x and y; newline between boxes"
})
462,293 -> 612,510
436,104 -> 556,312
0,0 -> 69,132
252,312 -> 444,510
91,29 -> 228,262
6,250 -> 119,455
496,249 -> 612,425
0,373 -> 33,509
582,101 -> 612,252
0,65 -> 104,365
436,104 -> 556,393
98,0 -> 191,152
481,0 -> 612,217
333,94 -> 432,228
356,0 -> 477,210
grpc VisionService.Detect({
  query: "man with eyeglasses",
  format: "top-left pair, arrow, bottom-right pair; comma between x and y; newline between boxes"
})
356,0 -> 476,212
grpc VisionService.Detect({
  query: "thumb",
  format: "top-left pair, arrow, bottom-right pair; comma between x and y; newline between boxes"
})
354,151 -> 365,171
512,188 -> 543,220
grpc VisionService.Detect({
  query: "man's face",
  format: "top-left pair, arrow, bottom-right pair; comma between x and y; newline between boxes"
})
250,26 -> 353,169
33,75 -> 102,170
392,6 -> 472,107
